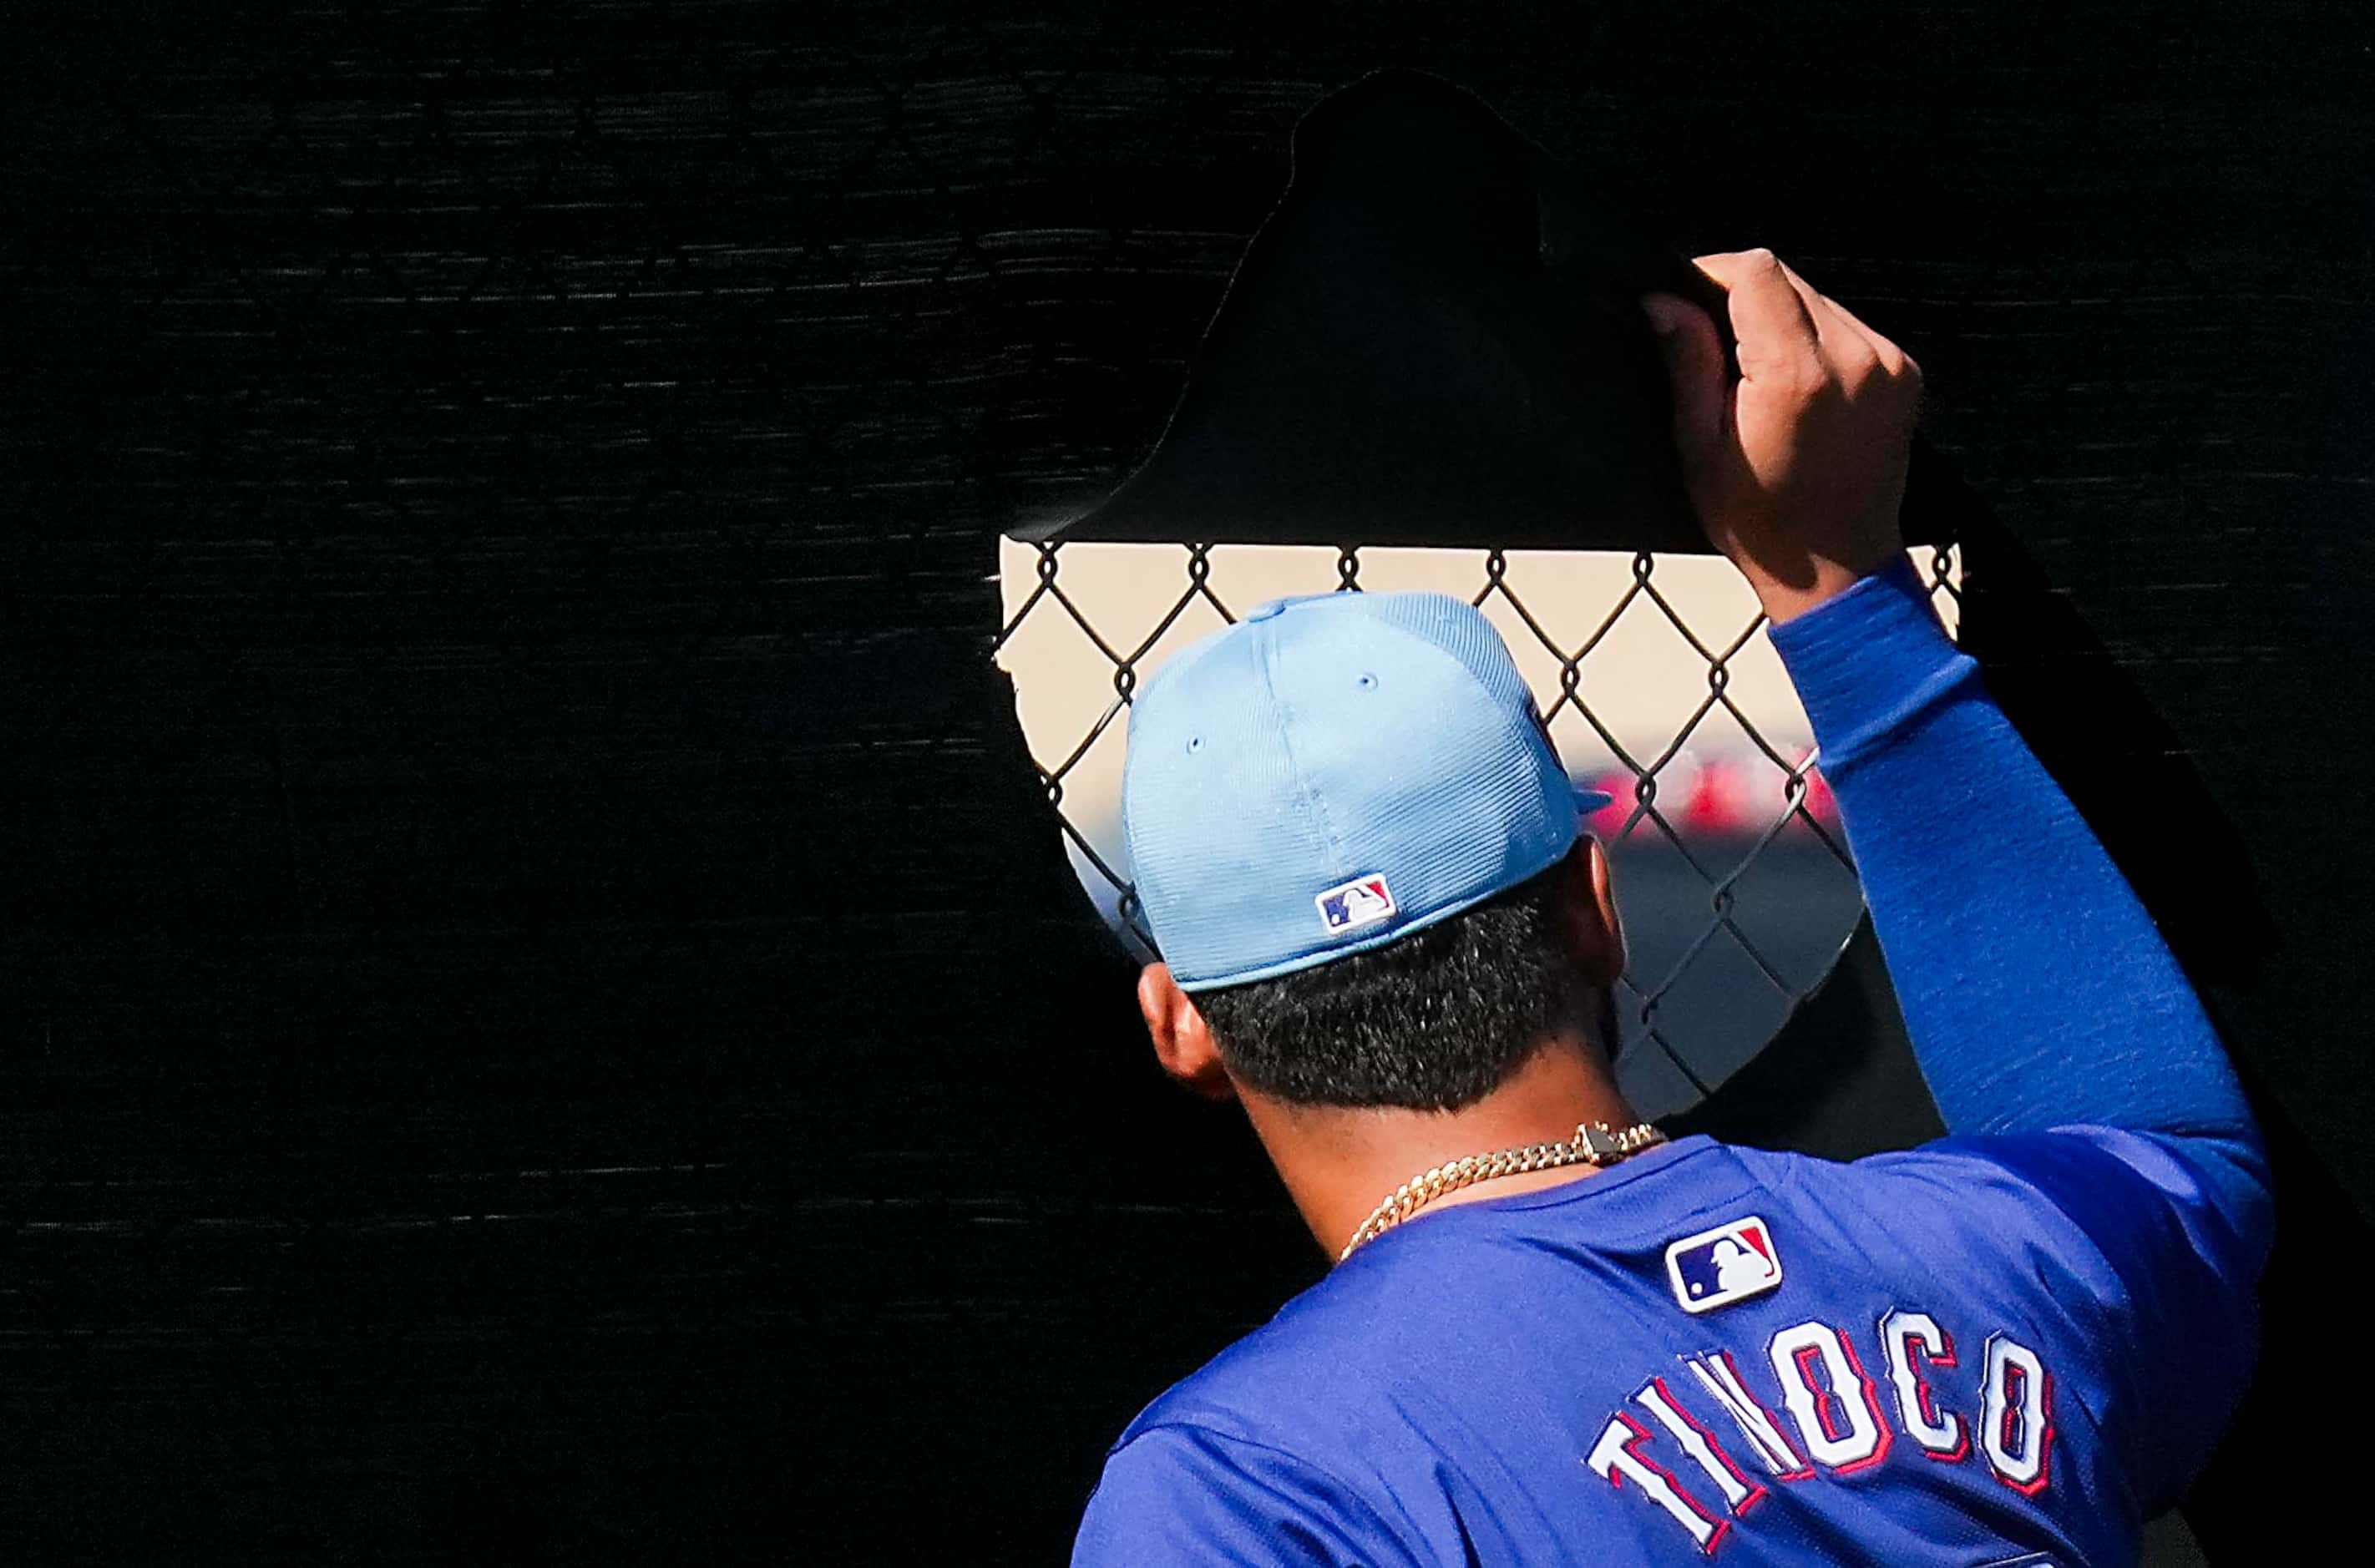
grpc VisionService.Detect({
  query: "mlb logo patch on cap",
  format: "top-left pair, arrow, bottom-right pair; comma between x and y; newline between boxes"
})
1316,873 -> 1397,935
1664,1216 -> 1783,1314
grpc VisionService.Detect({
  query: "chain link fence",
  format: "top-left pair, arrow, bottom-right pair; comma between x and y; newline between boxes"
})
998,539 -> 1962,1110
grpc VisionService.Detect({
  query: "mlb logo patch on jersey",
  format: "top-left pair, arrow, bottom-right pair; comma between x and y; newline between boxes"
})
1316,873 -> 1397,934
1664,1216 -> 1783,1314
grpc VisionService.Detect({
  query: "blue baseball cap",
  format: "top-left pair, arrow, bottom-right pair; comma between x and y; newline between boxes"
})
1122,590 -> 1615,992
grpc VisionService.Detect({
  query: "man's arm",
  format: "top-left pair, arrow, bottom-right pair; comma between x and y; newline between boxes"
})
1766,553 -> 2270,1505
1639,249 -> 2266,1179
1642,253 -> 2271,1500
1766,563 -> 2263,1146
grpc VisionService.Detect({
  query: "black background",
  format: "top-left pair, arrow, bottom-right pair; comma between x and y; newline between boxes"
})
6,2 -> 2371,1560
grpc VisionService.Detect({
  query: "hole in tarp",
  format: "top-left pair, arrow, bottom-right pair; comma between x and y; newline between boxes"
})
995,539 -> 1962,1118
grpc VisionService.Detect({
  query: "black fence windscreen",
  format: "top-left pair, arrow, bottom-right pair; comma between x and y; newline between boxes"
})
6,3 -> 2371,1563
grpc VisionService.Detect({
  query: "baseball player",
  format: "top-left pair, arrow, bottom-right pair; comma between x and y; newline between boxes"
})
1071,249 -> 2271,1565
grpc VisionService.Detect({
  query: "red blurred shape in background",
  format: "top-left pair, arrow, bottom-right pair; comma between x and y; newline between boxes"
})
1579,756 -> 1840,841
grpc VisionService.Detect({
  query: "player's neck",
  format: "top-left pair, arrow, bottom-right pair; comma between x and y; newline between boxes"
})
1238,1031 -> 1645,1264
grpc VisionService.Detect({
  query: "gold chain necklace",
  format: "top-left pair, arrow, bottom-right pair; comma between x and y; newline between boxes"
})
1337,1120 -> 1669,1264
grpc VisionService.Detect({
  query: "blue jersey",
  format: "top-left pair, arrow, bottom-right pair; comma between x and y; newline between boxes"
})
1073,1125 -> 2259,1565
1076,562 -> 2273,1564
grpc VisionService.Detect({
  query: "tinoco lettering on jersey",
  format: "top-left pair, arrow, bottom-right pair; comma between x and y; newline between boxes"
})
1584,1308 -> 2055,1554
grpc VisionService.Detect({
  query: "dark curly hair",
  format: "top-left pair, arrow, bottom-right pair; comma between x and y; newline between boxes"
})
1189,857 -> 1610,1111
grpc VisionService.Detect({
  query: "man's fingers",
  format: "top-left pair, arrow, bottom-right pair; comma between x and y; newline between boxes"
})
1803,285 -> 1884,360
1694,248 -> 1917,390
1822,292 -> 1920,382
1797,283 -> 1912,387
1773,265 -> 1878,375
1689,249 -> 1821,385
1638,291 -> 1730,466
1755,253 -> 1912,382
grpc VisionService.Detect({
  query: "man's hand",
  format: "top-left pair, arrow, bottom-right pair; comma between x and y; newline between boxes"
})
1639,249 -> 1923,624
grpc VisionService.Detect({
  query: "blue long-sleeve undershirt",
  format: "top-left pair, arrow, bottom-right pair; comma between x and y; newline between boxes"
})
1765,558 -> 2269,1234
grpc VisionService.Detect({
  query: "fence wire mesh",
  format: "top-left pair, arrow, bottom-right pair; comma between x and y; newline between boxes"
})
997,540 -> 1962,1109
